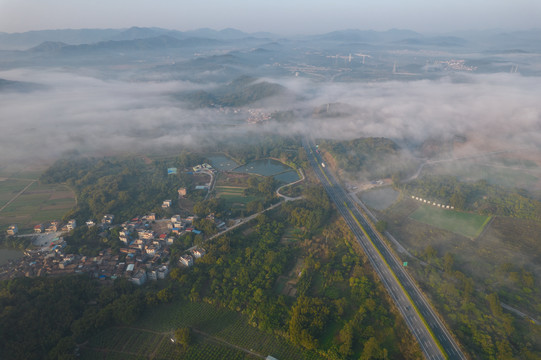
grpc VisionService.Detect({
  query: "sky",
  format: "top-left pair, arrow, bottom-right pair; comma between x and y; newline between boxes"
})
1,0 -> 540,34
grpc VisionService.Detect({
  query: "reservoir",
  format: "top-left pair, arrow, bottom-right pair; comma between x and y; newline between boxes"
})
209,155 -> 300,183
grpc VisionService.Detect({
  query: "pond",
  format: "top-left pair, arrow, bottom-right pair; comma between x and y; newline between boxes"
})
273,170 -> 300,184
360,187 -> 400,210
0,248 -> 24,265
207,154 -> 240,171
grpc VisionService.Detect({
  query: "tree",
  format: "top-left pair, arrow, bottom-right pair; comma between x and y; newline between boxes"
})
175,327 -> 192,349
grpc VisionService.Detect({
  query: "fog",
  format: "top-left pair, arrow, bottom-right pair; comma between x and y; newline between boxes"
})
1,68 -> 540,168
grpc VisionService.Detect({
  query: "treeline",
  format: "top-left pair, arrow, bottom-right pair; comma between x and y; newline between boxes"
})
40,151 -> 206,224
216,134 -> 307,169
319,137 -> 403,177
403,175 -> 541,220
0,275 -> 173,360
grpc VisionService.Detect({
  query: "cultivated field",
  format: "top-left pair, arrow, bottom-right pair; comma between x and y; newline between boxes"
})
215,186 -> 258,209
0,181 -> 75,232
82,300 -> 323,360
409,205 -> 490,239
0,178 -> 34,205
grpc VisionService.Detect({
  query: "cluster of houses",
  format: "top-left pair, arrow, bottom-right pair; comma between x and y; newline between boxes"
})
3,185 -> 220,285
33,219 -> 77,234
411,195 -> 454,209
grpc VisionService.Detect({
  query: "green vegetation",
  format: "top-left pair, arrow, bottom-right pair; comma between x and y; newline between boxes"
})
0,275 -> 166,360
180,75 -> 285,108
409,205 -> 490,239
39,151 -> 205,224
319,137 -> 411,178
429,160 -> 540,191
403,175 -> 541,221
375,194 -> 541,359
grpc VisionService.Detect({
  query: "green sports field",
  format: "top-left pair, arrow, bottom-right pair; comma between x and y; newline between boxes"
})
409,205 -> 491,239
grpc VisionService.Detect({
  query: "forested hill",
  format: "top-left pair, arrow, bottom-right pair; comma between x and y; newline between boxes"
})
178,75 -> 286,108
319,137 -> 402,177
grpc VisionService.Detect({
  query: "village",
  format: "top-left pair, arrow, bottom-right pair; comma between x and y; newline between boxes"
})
0,164 -> 227,284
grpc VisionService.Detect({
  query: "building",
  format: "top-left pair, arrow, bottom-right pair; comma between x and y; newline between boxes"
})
102,214 -> 114,225
147,213 -> 156,221
179,255 -> 194,267
162,200 -> 172,208
34,224 -> 44,233
131,269 -> 147,285
178,188 -> 187,197
66,219 -> 77,230
192,248 -> 206,259
86,220 -> 96,227
6,224 -> 18,236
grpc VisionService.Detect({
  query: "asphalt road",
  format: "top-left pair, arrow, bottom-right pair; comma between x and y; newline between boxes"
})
303,137 -> 466,360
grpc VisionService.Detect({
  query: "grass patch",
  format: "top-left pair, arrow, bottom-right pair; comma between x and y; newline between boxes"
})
409,205 -> 490,239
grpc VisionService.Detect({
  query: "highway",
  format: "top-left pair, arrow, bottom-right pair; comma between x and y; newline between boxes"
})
303,137 -> 466,360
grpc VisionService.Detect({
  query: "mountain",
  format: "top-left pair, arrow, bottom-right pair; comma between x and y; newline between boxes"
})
27,35 -> 222,56
313,29 -> 422,43
0,29 -> 123,50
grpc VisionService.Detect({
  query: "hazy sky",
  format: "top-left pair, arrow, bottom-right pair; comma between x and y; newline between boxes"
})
1,0 -> 540,34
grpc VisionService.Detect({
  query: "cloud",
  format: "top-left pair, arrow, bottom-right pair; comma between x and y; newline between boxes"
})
1,68 -> 540,169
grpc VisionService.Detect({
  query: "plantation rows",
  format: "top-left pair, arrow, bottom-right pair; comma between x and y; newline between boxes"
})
154,336 -> 257,360
85,300 -> 326,359
137,300 -> 229,331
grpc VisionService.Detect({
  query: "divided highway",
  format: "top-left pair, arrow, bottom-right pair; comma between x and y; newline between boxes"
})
303,137 -> 466,360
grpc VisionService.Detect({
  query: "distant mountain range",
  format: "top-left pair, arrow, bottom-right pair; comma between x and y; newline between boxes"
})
1,26 -> 540,51
0,27 -> 277,50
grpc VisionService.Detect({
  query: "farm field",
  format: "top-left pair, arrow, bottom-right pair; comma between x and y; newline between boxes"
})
83,300 -> 323,360
215,185 -> 258,209
80,327 -> 257,360
409,205 -> 490,239
0,181 -> 75,232
0,178 -> 34,205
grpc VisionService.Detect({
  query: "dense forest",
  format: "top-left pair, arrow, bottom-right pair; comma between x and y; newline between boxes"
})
402,175 -> 541,220
319,137 -> 410,179
39,151 -> 206,224
0,275 -> 174,360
